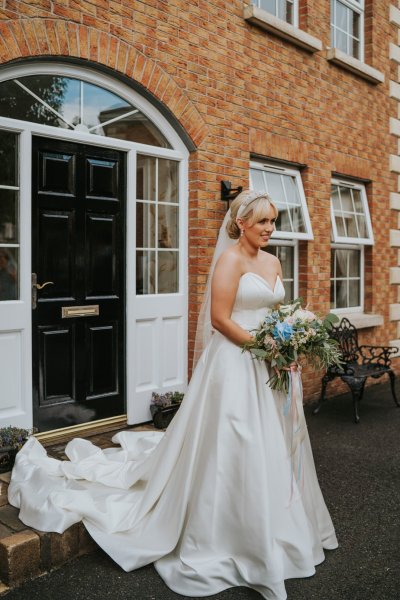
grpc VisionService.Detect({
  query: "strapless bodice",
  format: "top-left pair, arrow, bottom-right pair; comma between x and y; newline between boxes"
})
231,272 -> 285,330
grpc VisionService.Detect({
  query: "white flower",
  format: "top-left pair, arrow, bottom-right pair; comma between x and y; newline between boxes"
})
293,308 -> 316,322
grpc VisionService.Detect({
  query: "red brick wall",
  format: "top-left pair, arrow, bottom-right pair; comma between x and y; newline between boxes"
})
0,0 -> 397,402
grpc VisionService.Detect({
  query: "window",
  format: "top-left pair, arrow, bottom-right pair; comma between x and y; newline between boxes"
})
253,0 -> 298,26
250,161 -> 311,300
330,179 -> 372,311
331,0 -> 364,61
136,155 -> 180,294
0,130 -> 19,301
0,75 -> 171,148
250,162 -> 313,240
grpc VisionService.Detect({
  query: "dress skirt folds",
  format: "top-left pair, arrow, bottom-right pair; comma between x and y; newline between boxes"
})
8,273 -> 338,600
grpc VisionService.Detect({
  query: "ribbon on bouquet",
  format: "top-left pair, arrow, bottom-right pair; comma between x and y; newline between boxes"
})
282,365 -> 307,503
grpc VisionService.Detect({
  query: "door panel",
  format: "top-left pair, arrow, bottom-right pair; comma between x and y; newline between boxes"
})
32,137 -> 126,432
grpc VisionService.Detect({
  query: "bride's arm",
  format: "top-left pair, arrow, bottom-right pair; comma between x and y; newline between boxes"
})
210,252 -> 254,346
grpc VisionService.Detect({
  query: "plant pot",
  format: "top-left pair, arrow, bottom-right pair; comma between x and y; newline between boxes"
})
0,446 -> 18,474
150,403 -> 181,429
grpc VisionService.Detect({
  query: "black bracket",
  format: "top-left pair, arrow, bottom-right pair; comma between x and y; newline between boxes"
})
221,180 -> 243,205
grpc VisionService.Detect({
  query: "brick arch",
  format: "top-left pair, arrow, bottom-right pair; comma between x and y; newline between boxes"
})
0,18 -> 208,149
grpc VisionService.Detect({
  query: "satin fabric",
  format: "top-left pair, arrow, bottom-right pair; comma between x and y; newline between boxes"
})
9,273 -> 338,600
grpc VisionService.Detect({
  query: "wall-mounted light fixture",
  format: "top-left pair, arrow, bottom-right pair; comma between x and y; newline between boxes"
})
221,180 -> 243,207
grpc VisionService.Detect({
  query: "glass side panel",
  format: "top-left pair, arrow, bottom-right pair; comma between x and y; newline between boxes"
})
0,247 -> 18,300
158,159 -> 179,203
158,205 -> 179,249
0,189 -> 18,243
136,250 -> 155,295
137,156 -> 156,201
158,251 -> 179,293
0,130 -> 18,186
136,202 -> 156,249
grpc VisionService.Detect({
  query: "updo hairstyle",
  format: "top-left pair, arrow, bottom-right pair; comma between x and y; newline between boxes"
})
226,189 -> 278,239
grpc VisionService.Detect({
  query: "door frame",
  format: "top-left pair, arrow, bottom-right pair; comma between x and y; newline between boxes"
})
0,64 -> 189,431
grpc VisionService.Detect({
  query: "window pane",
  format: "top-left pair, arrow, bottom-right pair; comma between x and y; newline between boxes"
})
336,30 -> 348,53
136,250 -> 155,295
250,168 -> 265,191
352,189 -> 363,212
0,79 -> 64,128
137,155 -> 156,201
0,247 -> 18,300
348,280 -> 360,307
335,215 -> 346,237
339,186 -> 352,212
276,204 -> 291,232
330,279 -> 335,309
82,82 -> 130,130
136,202 -> 155,248
336,1 -> 349,32
266,172 -> 285,205
345,214 -> 358,237
356,214 -> 366,238
352,38 -> 360,59
158,251 -> 179,293
348,249 -> 360,277
259,0 -> 276,15
335,249 -> 348,278
350,9 -> 360,38
158,205 -> 179,249
336,279 -> 347,308
331,186 -> 341,211
277,245 -> 294,278
0,130 -> 17,186
158,159 -> 179,203
0,189 -> 18,243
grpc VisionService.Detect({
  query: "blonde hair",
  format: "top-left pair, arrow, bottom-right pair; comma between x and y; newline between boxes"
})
226,190 -> 278,239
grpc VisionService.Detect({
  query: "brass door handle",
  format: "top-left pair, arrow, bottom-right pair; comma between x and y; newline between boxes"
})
32,273 -> 54,310
35,281 -> 54,290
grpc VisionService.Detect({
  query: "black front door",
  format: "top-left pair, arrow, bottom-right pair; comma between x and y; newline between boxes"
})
32,137 -> 126,432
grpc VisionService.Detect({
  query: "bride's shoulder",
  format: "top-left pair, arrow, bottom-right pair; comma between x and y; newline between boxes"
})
213,246 -> 243,278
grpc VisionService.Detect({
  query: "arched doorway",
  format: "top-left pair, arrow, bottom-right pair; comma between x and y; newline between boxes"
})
0,62 -> 189,433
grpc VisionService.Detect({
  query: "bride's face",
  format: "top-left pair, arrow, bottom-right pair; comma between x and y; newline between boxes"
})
241,204 -> 277,248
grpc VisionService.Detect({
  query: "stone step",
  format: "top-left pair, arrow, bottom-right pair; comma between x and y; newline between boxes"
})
0,472 -> 97,593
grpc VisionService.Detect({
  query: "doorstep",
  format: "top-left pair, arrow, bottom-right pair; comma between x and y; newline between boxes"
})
0,423 -> 156,594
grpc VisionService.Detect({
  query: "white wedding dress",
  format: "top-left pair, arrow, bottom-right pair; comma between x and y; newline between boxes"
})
9,273 -> 338,600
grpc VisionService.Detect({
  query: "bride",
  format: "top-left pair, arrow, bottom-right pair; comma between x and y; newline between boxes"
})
9,190 -> 338,600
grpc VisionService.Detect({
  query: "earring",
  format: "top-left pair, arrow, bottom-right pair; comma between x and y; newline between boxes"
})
240,229 -> 244,237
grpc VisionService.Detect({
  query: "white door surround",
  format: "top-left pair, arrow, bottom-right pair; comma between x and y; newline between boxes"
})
0,63 -> 189,430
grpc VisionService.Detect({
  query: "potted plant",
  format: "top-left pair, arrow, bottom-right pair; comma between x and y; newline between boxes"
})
0,426 -> 33,473
150,391 -> 184,429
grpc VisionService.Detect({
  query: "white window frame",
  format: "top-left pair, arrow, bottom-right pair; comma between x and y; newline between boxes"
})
331,0 -> 365,62
331,177 -> 373,245
250,161 -> 313,241
265,239 -> 299,299
253,0 -> 299,27
330,243 -> 364,313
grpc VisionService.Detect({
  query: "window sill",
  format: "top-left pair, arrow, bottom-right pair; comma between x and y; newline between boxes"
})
332,312 -> 384,329
325,48 -> 384,85
243,5 -> 322,53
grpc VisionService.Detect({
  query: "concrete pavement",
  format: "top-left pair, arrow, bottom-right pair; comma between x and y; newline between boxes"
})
2,380 -> 400,599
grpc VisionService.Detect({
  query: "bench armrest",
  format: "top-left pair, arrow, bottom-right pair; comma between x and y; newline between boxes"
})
359,345 -> 398,368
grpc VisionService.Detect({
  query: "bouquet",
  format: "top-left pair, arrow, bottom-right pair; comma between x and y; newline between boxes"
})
244,299 -> 342,393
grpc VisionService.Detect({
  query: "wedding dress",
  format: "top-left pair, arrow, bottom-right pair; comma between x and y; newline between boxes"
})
9,272 -> 338,600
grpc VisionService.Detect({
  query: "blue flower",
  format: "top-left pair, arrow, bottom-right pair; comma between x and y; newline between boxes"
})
272,322 -> 293,341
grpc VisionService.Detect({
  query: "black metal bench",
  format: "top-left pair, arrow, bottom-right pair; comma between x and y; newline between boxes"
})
313,317 -> 400,423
